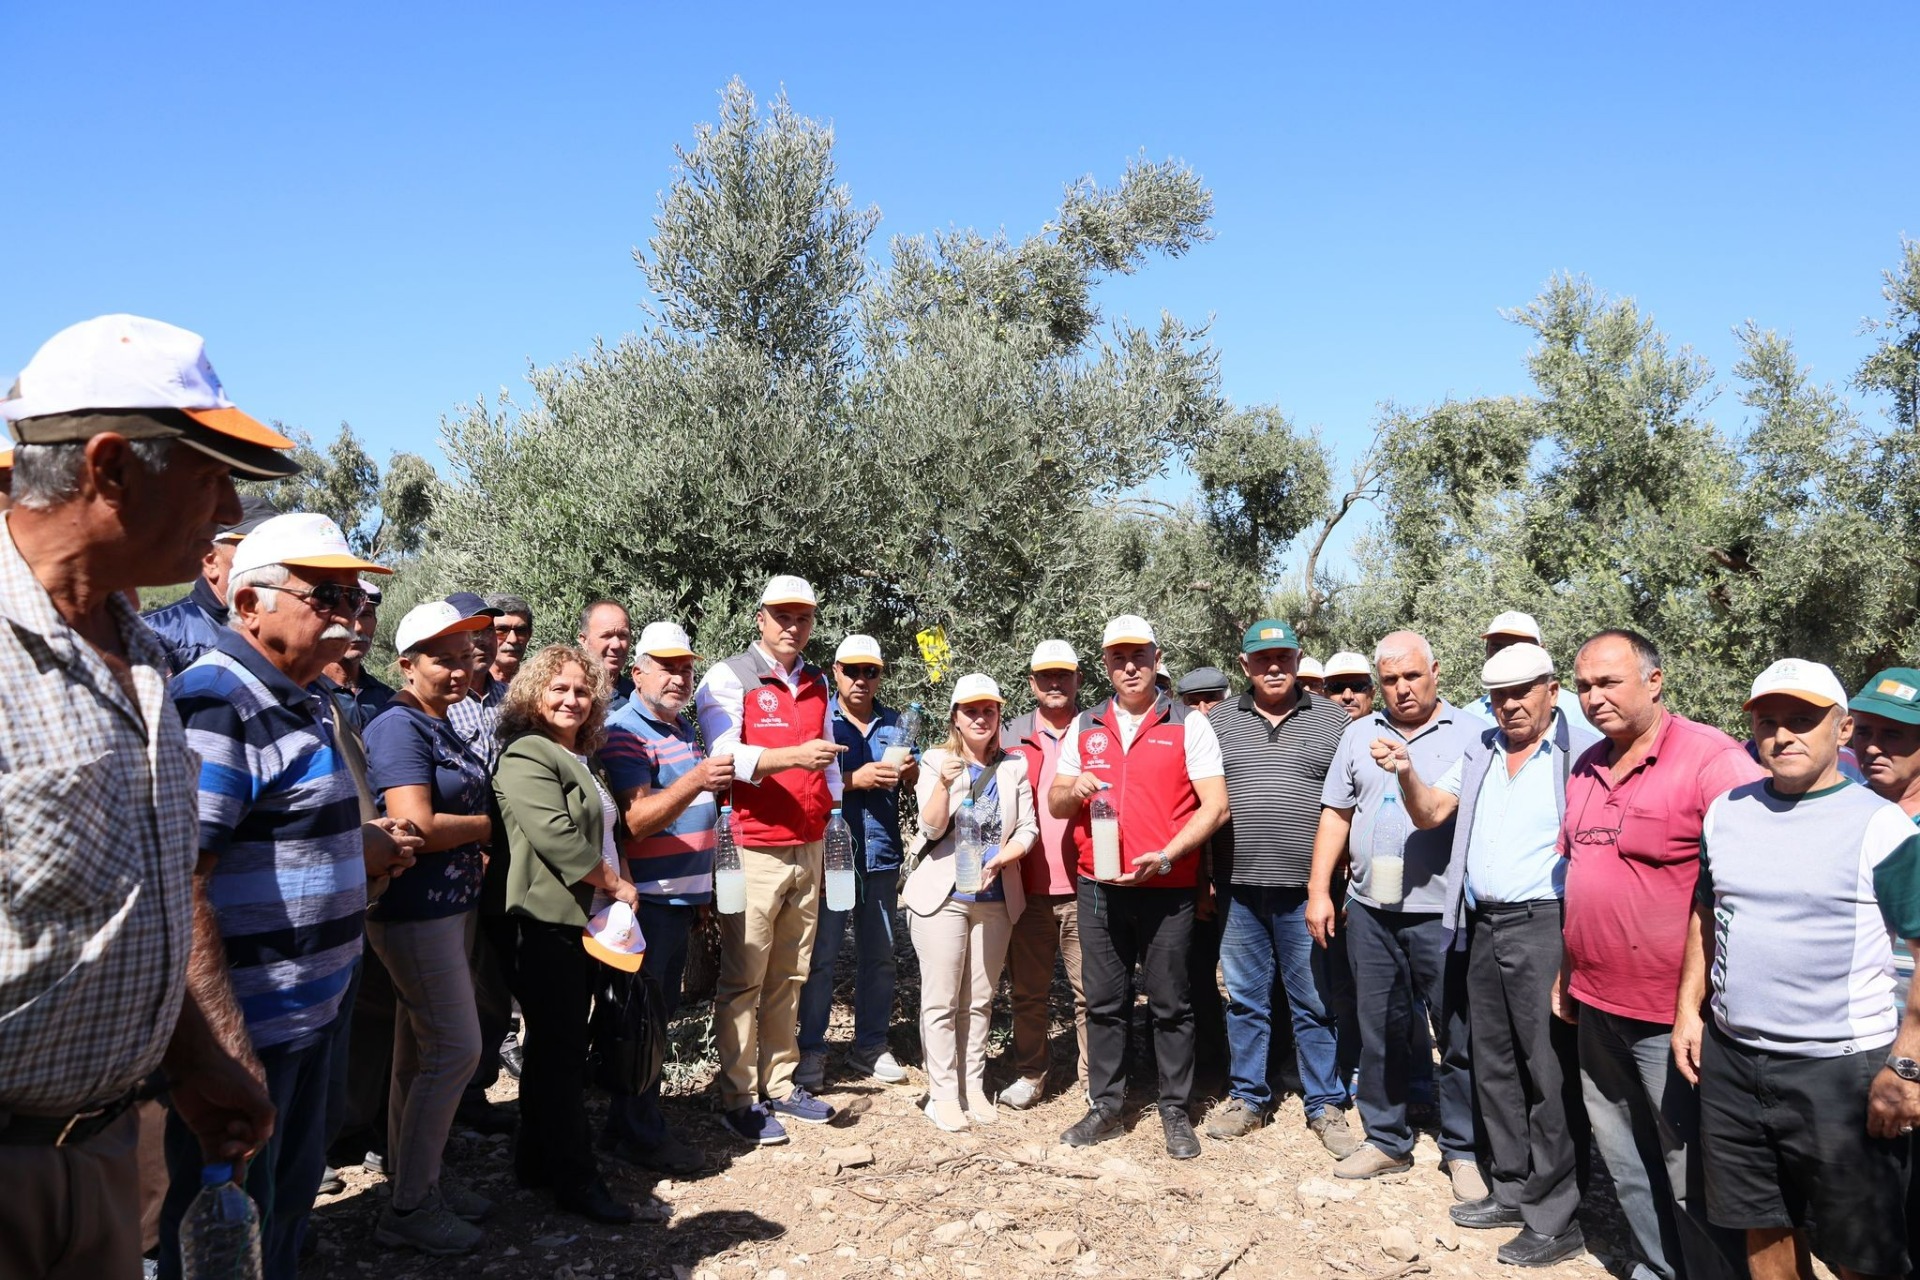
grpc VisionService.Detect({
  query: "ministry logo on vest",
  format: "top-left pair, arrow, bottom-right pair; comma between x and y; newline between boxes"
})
1085,731 -> 1111,757
755,688 -> 782,715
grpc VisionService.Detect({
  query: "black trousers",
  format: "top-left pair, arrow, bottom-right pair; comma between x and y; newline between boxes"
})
1080,880 -> 1195,1114
465,909 -> 517,1103
499,915 -> 600,1195
1346,903 -> 1477,1162
1469,900 -> 1585,1236
330,945 -> 396,1163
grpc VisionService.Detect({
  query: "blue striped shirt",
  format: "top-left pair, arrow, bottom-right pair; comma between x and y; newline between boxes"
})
602,699 -> 715,905
172,629 -> 366,1054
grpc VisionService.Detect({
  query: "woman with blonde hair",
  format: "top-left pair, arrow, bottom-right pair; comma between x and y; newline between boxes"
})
905,673 -> 1038,1131
490,644 -> 639,1224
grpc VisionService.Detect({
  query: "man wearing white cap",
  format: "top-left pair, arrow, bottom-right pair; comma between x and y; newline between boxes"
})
797,635 -> 916,1091
161,512 -> 417,1280
1468,612 -> 1590,733
1674,660 -> 1920,1280
1049,615 -> 1229,1158
1375,643 -> 1598,1266
143,493 -> 280,676
0,315 -> 295,1279
600,621 -> 732,1174
1322,651 -> 1376,720
695,575 -> 846,1143
1001,639 -> 1091,1108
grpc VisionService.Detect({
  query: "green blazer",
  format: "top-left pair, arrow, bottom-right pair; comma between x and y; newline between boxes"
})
491,731 -> 613,927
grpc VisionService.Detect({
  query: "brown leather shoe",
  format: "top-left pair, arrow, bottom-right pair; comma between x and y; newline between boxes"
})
1332,1142 -> 1414,1179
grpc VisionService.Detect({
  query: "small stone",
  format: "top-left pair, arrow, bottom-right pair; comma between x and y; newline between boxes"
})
972,1210 -> 1013,1235
824,1144 -> 874,1169
1255,1188 -> 1281,1211
1296,1177 -> 1359,1202
766,1272 -> 788,1280
889,1235 -> 917,1260
1377,1225 -> 1421,1263
1433,1227 -> 1461,1251
1034,1230 -> 1081,1262
931,1221 -> 970,1246
553,1267 -> 576,1280
1179,1267 -> 1207,1279
532,1235 -> 579,1250
1095,1156 -> 1151,1181
1071,1251 -> 1102,1277
809,1188 -> 835,1208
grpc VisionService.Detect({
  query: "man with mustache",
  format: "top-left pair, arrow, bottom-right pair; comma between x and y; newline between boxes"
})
487,594 -> 535,684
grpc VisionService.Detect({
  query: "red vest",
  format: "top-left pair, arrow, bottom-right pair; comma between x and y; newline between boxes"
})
723,652 -> 834,846
1067,696 -> 1200,889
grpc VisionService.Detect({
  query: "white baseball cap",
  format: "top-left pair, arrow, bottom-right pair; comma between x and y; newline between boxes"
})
1481,642 -> 1555,690
2,314 -> 302,480
637,621 -> 697,659
950,673 -> 1005,706
1482,610 -> 1544,643
1029,639 -> 1080,672
1101,614 -> 1156,649
1744,658 -> 1848,711
1297,656 -> 1325,681
231,512 -> 390,579
1323,651 -> 1372,680
835,634 -> 884,667
760,574 -> 817,608
582,900 -> 646,973
394,600 -> 490,655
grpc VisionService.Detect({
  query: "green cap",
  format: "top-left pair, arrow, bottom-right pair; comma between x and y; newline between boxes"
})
1240,618 -> 1301,654
1851,668 -> 1920,726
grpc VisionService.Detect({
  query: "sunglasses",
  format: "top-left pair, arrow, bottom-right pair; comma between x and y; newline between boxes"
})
1325,679 -> 1372,695
840,664 -> 881,680
493,622 -> 532,636
263,582 -> 369,616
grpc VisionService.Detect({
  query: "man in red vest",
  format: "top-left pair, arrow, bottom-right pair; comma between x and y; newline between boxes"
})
1049,614 -> 1230,1159
695,575 -> 847,1145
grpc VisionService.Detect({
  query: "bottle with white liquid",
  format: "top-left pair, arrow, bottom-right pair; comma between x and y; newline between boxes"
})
1090,793 -> 1122,881
824,807 -> 857,911
714,804 -> 746,914
953,797 -> 984,894
1369,791 -> 1408,906
884,702 -> 924,770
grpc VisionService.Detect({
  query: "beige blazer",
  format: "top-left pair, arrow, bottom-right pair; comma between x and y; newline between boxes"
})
903,747 -> 1038,921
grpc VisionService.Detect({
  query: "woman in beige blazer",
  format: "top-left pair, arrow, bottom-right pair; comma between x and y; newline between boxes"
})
905,674 -> 1039,1131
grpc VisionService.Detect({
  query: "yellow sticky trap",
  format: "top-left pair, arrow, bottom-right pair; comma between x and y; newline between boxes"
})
915,626 -> 951,683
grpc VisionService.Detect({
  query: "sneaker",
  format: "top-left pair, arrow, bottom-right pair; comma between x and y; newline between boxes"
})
964,1090 -> 998,1125
998,1076 -> 1045,1110
769,1086 -> 837,1125
924,1098 -> 970,1132
1061,1106 -> 1122,1148
1446,1158 -> 1490,1202
1307,1108 -> 1359,1158
795,1049 -> 827,1091
440,1179 -> 493,1223
498,1032 -> 524,1081
1332,1142 -> 1413,1179
376,1196 -> 482,1256
361,1149 -> 386,1176
721,1104 -> 788,1146
847,1047 -> 907,1083
1498,1225 -> 1586,1267
1203,1097 -> 1266,1140
317,1165 -> 345,1196
1160,1107 -> 1201,1160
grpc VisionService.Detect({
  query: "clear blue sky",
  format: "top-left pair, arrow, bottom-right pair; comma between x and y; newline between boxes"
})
5,3 -> 1915,530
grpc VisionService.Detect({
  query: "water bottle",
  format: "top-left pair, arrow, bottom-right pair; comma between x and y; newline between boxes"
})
954,797 -> 984,894
1090,793 -> 1122,881
1370,791 -> 1408,906
714,805 -> 746,914
885,703 -> 924,769
180,1162 -> 261,1280
824,807 -> 857,911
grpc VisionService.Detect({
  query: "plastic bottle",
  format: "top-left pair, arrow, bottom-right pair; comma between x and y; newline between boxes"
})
1370,791 -> 1408,906
714,804 -> 746,914
180,1162 -> 261,1280
885,702 -> 924,769
1090,793 -> 1122,881
953,797 -> 984,893
824,807 -> 857,910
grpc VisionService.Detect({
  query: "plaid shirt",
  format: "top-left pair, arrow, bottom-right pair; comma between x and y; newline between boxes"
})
0,516 -> 198,1111
447,676 -> 508,768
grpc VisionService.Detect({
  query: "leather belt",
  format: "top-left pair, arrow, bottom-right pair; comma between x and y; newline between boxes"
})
0,1089 -> 140,1147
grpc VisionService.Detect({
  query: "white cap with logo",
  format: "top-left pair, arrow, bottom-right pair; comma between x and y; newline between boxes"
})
1297,656 -> 1325,680
760,575 -> 817,608
1481,642 -> 1555,690
395,600 -> 490,655
1744,658 -> 1849,710
1101,614 -> 1156,649
231,512 -> 391,580
950,673 -> 1005,706
1029,639 -> 1079,672
637,621 -> 697,659
835,634 -> 884,667
1482,610 -> 1544,643
1323,652 -> 1372,680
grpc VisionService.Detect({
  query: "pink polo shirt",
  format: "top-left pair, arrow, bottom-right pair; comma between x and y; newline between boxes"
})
1561,711 -> 1764,1024
1020,718 -> 1077,896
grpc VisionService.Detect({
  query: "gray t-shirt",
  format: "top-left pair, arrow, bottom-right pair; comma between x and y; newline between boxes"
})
1699,778 -> 1919,1057
1320,703 -> 1478,913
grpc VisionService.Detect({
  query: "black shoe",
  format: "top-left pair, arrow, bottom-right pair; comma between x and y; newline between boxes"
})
608,1134 -> 706,1177
499,1034 -> 524,1081
1497,1225 -> 1585,1267
1160,1107 -> 1201,1160
454,1101 -> 519,1137
1061,1106 -> 1122,1148
1450,1195 -> 1526,1229
556,1181 -> 634,1225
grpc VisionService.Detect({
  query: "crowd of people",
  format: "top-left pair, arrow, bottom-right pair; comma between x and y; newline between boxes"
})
4,313 -> 1920,1280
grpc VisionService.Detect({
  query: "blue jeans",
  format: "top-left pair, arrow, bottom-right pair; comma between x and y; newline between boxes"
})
798,870 -> 898,1054
159,1032 -> 335,1280
1220,884 -> 1346,1118
606,898 -> 695,1147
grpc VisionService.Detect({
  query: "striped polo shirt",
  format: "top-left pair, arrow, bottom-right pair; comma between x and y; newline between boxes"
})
602,697 -> 716,905
172,629 -> 367,1054
1210,690 -> 1350,886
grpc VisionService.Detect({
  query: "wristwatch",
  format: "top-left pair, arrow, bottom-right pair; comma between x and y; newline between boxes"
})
1157,853 -> 1174,878
1887,1054 -> 1920,1082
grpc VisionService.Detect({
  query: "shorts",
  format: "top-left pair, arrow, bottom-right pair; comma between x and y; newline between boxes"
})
1699,1025 -> 1909,1276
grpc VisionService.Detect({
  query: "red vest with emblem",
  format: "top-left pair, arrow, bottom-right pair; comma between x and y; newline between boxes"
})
723,651 -> 834,845
1067,695 -> 1200,889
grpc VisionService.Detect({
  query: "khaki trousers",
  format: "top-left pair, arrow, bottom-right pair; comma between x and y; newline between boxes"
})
715,840 -> 822,1110
1008,891 -> 1088,1089
910,897 -> 1015,1102
0,1107 -> 143,1279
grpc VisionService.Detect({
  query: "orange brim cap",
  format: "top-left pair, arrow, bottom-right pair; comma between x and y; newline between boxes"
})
583,933 -> 645,973
183,405 -> 297,451
280,551 -> 395,575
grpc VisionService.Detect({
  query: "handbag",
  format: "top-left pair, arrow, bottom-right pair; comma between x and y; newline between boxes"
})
589,968 -> 668,1097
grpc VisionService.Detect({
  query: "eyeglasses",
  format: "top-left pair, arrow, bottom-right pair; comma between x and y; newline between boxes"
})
261,582 -> 368,616
1325,680 -> 1372,695
840,665 -> 881,680
493,622 -> 532,636
1572,826 -> 1620,846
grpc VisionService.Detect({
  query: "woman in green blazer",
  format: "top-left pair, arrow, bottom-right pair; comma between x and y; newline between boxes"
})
491,643 -> 640,1225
